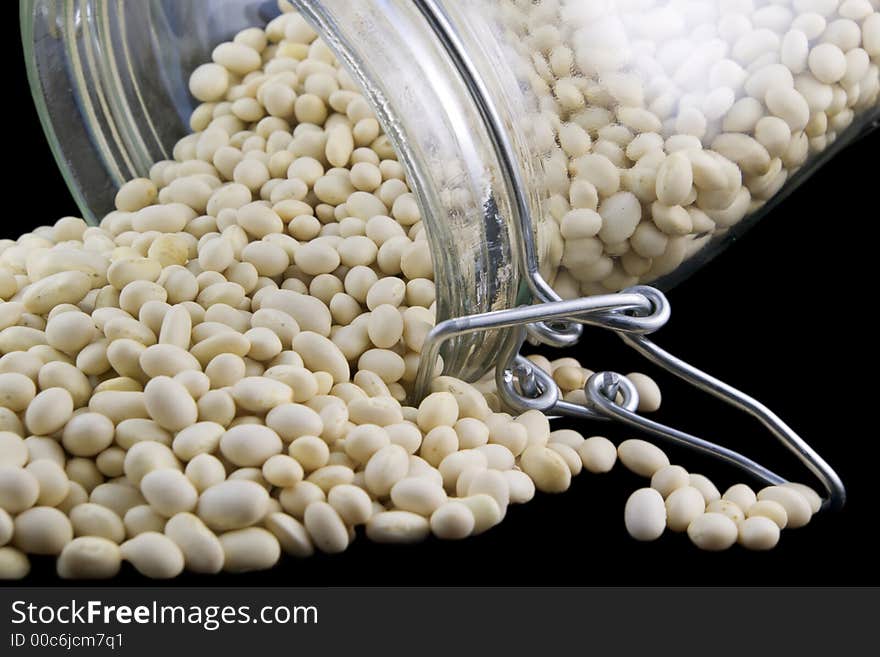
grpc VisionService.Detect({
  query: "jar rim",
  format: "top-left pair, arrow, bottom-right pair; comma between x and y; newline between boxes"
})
293,0 -> 526,382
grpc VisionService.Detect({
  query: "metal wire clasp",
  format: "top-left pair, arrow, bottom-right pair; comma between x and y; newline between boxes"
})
414,285 -> 845,512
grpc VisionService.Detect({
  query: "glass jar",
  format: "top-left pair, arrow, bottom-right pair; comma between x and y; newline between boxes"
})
21,0 -> 880,386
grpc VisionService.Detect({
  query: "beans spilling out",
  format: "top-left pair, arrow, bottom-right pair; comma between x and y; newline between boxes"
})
502,0 -> 880,295
0,4 -> 822,580
620,439 -> 821,550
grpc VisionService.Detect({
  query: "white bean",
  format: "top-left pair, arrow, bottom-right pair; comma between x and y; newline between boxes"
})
706,499 -> 745,524
121,532 -> 185,579
626,373 -> 662,412
459,494 -> 502,535
219,424 -> 283,467
757,485 -> 812,528
430,501 -> 475,540
143,376 -> 197,432
264,512 -> 314,558
650,465 -> 690,498
220,527 -> 280,573
689,474 -> 721,503
519,446 -> 571,493
782,482 -> 822,514
25,387 -> 74,436
665,486 -> 706,532
69,503 -> 125,543
197,480 -> 269,531
366,510 -> 430,543
140,469 -> 199,517
391,477 -> 447,516
14,507 -> 73,555
303,501 -> 349,554
0,547 -> 30,579
327,484 -> 373,525
364,444 -> 409,497
687,513 -> 738,551
722,484 -> 757,512
577,436 -> 617,474
164,512 -> 225,574
624,488 -> 666,542
57,537 -> 122,579
617,439 -> 669,477
737,516 -> 781,551
746,500 -> 789,529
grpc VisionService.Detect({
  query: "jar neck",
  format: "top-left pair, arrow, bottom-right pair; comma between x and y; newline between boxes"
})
295,0 -> 528,380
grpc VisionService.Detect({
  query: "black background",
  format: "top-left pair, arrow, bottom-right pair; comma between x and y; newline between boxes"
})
9,22 -> 878,587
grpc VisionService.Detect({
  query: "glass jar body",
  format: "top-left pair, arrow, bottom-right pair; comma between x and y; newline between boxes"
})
399,0 -> 880,294
21,0 -> 880,381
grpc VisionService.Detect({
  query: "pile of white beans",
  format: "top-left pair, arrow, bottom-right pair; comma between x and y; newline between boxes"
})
0,4 -> 822,580
620,439 -> 822,549
500,0 -> 880,295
